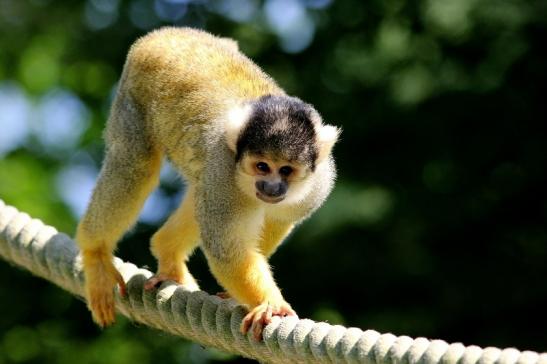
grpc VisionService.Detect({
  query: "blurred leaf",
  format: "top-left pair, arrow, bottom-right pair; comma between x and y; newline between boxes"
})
2,326 -> 42,362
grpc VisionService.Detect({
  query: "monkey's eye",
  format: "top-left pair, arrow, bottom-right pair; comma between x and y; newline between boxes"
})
279,166 -> 293,176
256,162 -> 270,173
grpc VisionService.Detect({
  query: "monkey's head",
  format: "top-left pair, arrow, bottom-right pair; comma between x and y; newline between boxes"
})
225,95 -> 340,204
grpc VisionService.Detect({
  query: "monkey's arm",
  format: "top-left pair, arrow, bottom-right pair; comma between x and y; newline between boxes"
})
204,240 -> 295,340
214,219 -> 293,301
259,218 -> 294,258
197,182 -> 295,340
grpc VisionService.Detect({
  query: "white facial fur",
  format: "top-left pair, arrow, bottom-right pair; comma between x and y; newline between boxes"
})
277,170 -> 316,205
227,102 -> 339,206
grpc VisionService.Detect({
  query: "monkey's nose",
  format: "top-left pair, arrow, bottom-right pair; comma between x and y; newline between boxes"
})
256,180 -> 287,197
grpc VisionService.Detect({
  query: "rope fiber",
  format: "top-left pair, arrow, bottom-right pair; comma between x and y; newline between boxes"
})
0,199 -> 546,364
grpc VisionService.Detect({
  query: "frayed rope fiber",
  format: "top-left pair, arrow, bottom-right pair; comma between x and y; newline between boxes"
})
1,199 -> 546,364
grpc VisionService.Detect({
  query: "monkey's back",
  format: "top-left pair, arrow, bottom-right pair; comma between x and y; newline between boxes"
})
126,27 -> 283,111
117,27 -> 284,181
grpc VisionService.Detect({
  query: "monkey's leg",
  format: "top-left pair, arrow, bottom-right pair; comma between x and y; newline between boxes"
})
77,144 -> 162,327
259,219 -> 294,258
205,249 -> 296,340
144,187 -> 200,291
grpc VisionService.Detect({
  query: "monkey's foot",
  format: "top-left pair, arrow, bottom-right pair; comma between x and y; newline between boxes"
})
241,301 -> 297,341
83,254 -> 126,327
144,273 -> 200,291
88,285 -> 117,327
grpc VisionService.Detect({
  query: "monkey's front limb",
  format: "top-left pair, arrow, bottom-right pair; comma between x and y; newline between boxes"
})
259,219 -> 294,258
205,249 -> 296,340
216,220 -> 294,299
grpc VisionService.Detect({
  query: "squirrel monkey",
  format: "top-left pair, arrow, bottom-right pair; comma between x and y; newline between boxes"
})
76,27 -> 339,340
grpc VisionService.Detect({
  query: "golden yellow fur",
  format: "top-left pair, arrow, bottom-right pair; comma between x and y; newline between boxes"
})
124,27 -> 283,182
76,27 -> 338,340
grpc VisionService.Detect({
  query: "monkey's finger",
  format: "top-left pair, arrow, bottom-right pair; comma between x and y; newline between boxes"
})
107,291 -> 116,323
88,296 -> 103,325
252,319 -> 264,341
104,302 -> 116,326
282,306 -> 297,317
216,291 -> 231,299
98,302 -> 110,327
98,306 -> 111,328
90,305 -> 103,327
103,259 -> 127,297
114,271 -> 127,297
265,305 -> 273,324
91,290 -> 116,327
92,301 -> 109,328
289,309 -> 298,317
241,312 -> 254,334
251,309 -> 267,341
144,276 -> 161,291
144,274 -> 178,291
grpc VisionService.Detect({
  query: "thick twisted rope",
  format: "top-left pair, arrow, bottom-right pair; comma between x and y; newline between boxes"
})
0,199 -> 546,364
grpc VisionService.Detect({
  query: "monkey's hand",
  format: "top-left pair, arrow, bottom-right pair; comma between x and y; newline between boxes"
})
82,250 -> 126,327
206,248 -> 297,341
241,299 -> 297,341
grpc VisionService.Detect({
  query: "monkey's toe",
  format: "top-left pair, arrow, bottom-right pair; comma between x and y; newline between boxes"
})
276,304 -> 297,318
144,274 -> 174,290
84,258 -> 121,327
88,289 -> 117,327
145,273 -> 200,291
216,291 -> 231,299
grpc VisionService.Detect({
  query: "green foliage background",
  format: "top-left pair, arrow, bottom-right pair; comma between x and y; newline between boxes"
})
1,0 -> 546,363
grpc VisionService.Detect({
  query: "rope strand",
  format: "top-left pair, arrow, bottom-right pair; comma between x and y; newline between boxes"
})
0,199 -> 546,364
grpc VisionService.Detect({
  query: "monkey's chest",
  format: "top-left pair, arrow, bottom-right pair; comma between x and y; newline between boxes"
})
264,202 -> 312,222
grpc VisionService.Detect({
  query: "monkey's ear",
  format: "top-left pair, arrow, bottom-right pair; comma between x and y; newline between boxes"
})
317,124 -> 341,163
225,104 -> 252,152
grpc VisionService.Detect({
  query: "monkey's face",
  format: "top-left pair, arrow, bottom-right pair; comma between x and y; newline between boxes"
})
236,153 -> 311,204
226,96 -> 340,205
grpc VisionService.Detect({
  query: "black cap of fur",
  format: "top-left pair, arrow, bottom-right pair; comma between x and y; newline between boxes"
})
235,95 -> 319,170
